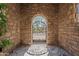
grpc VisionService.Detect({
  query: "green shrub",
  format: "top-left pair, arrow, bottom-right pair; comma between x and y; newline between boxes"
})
0,3 -> 7,36
0,41 -> 4,48
1,38 -> 12,48
0,38 -> 12,48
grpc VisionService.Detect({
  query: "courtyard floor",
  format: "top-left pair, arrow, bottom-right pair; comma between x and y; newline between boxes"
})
9,41 -> 72,56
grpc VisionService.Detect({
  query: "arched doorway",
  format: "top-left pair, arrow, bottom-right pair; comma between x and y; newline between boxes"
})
32,15 -> 48,43
25,15 -> 48,56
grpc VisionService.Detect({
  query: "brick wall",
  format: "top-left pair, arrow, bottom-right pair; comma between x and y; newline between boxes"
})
5,4 -> 20,52
20,4 -> 58,45
58,4 -> 79,55
2,3 -> 79,55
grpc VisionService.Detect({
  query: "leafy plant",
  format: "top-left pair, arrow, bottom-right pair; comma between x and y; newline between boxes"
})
0,38 -> 12,49
0,3 -> 7,36
0,4 -> 7,9
1,38 -> 12,48
0,41 -> 4,48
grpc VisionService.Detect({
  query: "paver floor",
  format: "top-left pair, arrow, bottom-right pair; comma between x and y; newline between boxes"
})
9,41 -> 71,56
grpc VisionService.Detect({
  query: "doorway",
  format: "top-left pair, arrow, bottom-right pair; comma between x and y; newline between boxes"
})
26,15 -> 48,56
32,15 -> 47,43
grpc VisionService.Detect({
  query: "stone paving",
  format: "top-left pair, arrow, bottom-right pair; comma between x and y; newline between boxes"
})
9,42 -> 72,56
24,44 -> 48,56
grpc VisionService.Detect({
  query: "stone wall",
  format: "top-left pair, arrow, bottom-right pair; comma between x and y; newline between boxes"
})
58,4 -> 79,55
20,4 -> 58,45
